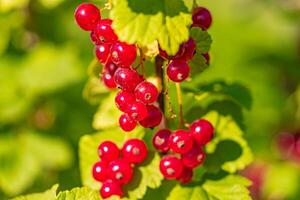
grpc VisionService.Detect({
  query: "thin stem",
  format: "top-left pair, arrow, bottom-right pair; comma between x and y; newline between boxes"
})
175,82 -> 184,129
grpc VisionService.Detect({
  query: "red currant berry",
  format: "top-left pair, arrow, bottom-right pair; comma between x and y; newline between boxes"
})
169,130 -> 194,154
159,47 -> 169,59
167,60 -> 190,82
105,60 -> 118,74
115,91 -> 135,112
122,139 -> 148,164
95,43 -> 111,64
127,101 -> 148,121
182,145 -> 206,168
94,19 -> 118,43
175,38 -> 196,61
134,81 -> 159,104
92,161 -> 108,182
192,7 -> 212,30
159,155 -> 183,179
111,42 -> 137,68
119,114 -> 137,132
203,53 -> 210,65
109,159 -> 133,184
114,68 -> 141,92
139,105 -> 162,128
74,3 -> 100,31
152,129 -> 172,153
102,71 -> 116,89
100,180 -> 123,198
90,30 -> 99,45
98,141 -> 120,162
190,119 -> 214,145
177,167 -> 193,184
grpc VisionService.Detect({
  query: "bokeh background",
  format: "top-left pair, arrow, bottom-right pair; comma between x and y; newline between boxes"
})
0,0 -> 299,199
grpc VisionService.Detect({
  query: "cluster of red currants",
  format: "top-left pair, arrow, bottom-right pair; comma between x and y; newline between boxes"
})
159,6 -> 212,83
152,119 -> 214,183
92,139 -> 148,198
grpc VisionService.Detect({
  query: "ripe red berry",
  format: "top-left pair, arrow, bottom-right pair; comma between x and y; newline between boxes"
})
134,81 -> 159,104
94,19 -> 118,43
122,139 -> 148,164
127,101 -> 148,121
177,167 -> 193,184
139,105 -> 162,128
95,43 -> 111,64
152,129 -> 172,153
114,68 -> 141,92
100,180 -> 123,198
159,155 -> 183,179
74,3 -> 100,31
111,42 -> 137,68
102,71 -> 116,89
182,145 -> 206,168
190,119 -> 214,145
192,7 -> 212,30
175,38 -> 196,61
169,130 -> 194,154
98,141 -> 120,162
105,60 -> 118,74
115,91 -> 136,112
167,60 -> 190,82
203,53 -> 210,65
119,114 -> 137,132
159,47 -> 169,59
109,159 -> 133,184
92,161 -> 108,182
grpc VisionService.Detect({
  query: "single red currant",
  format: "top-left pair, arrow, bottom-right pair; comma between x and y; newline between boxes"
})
90,30 -> 99,45
182,145 -> 206,168
122,139 -> 148,164
159,47 -> 169,59
105,60 -> 118,74
102,71 -> 116,89
111,42 -> 137,68
190,119 -> 214,145
192,7 -> 212,30
167,60 -> 190,82
94,19 -> 118,43
175,38 -> 196,61
74,3 -> 100,31
115,91 -> 136,112
177,167 -> 193,184
139,105 -> 162,128
127,101 -> 148,121
159,155 -> 183,179
114,68 -> 141,92
134,81 -> 159,104
98,141 -> 120,162
152,129 -> 172,153
119,114 -> 137,132
92,161 -> 108,182
100,180 -> 123,198
203,53 -> 210,65
109,159 -> 133,184
95,43 -> 111,64
169,130 -> 194,154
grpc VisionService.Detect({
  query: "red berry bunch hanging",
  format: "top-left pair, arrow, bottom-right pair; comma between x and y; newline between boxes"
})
92,139 -> 148,198
153,119 -> 214,184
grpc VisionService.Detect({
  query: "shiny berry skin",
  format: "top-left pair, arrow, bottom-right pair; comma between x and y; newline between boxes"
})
134,81 -> 159,104
159,155 -> 183,179
109,159 -> 133,184
95,43 -> 111,64
111,42 -> 137,68
92,161 -> 108,182
74,3 -> 100,31
192,7 -> 212,30
182,145 -> 206,168
94,19 -> 118,43
167,60 -> 190,82
100,180 -> 123,198
127,101 -> 148,121
114,68 -> 141,92
122,139 -> 148,164
175,38 -> 196,61
169,130 -> 194,154
115,91 -> 136,112
190,119 -> 214,145
152,129 -> 172,153
177,167 -> 193,184
119,114 -> 137,132
203,53 -> 210,65
98,141 -> 120,162
139,105 -> 162,128
102,71 -> 116,88
105,61 -> 118,74
90,30 -> 99,45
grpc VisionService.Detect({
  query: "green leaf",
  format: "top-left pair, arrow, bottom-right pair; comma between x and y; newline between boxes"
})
83,77 -> 109,105
56,187 -> 100,200
190,28 -> 212,54
189,52 -> 209,75
110,0 -> 192,55
167,184 -> 209,200
12,184 -> 58,200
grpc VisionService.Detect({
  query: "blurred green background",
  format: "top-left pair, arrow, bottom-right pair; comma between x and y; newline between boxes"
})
0,0 -> 299,199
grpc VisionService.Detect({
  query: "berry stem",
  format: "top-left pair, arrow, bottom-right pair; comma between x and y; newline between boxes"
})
175,82 -> 184,129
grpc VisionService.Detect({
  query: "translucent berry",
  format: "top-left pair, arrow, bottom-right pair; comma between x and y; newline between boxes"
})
127,101 -> 148,121
98,141 -> 120,162
159,155 -> 183,179
169,130 -> 194,154
105,60 -> 118,74
95,43 -> 111,64
134,81 -> 159,104
175,38 -> 196,61
152,129 -> 172,153
102,71 -> 116,89
115,91 -> 136,112
94,19 -> 118,43
100,180 -> 123,198
190,119 -> 214,145
119,114 -> 137,132
111,42 -> 137,68
114,68 -> 141,92
92,161 -> 108,182
192,7 -> 212,30
74,3 -> 100,31
109,159 -> 133,184
122,139 -> 148,164
167,60 -> 190,82
139,105 -> 162,128
177,167 -> 193,184
182,145 -> 206,168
